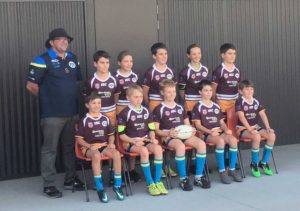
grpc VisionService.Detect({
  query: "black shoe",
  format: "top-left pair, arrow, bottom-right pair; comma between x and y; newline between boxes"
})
194,176 -> 211,189
189,164 -> 196,175
179,177 -> 193,191
64,176 -> 85,191
219,171 -> 231,184
228,169 -> 243,182
129,170 -> 142,182
113,186 -> 125,201
43,186 -> 62,198
97,189 -> 109,203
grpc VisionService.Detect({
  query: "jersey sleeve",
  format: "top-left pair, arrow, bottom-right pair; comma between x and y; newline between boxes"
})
142,68 -> 152,87
191,104 -> 201,121
75,120 -> 85,138
147,112 -> 156,131
27,56 -> 47,84
235,98 -> 243,112
82,79 -> 93,96
178,68 -> 187,90
107,119 -> 115,136
152,106 -> 161,123
212,67 -> 221,84
257,100 -> 265,112
117,111 -> 127,134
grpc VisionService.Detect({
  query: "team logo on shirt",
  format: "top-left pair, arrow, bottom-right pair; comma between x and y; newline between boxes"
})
30,69 -> 35,75
254,105 -> 258,110
155,75 -> 160,80
144,113 -> 149,119
165,111 -> 170,116
108,83 -> 115,89
178,109 -> 183,114
119,79 -> 124,85
214,109 -> 220,114
191,74 -> 196,79
167,74 -> 172,79
68,61 -> 76,68
132,77 -> 137,83
102,121 -> 107,127
131,116 -> 136,121
235,73 -> 240,78
202,72 -> 208,77
202,109 -> 207,115
88,122 -> 93,128
244,106 -> 249,111
224,73 -> 228,79
95,83 -> 100,89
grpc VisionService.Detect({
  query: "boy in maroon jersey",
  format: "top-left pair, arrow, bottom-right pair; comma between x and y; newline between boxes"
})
192,80 -> 242,184
75,92 -> 124,203
153,79 -> 210,191
118,84 -> 168,196
236,80 -> 276,177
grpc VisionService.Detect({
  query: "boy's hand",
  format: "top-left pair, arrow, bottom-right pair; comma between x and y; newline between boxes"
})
250,129 -> 259,135
225,129 -> 232,135
169,128 -> 178,138
211,131 -> 219,136
192,127 -> 196,136
134,140 -> 144,147
266,128 -> 275,133
150,138 -> 158,145
108,143 -> 116,149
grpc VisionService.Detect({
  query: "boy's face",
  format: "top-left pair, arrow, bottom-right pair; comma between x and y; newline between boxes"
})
188,47 -> 201,64
85,98 -> 101,114
199,85 -> 213,100
161,86 -> 176,102
153,48 -> 168,65
118,55 -> 133,72
127,90 -> 143,107
94,57 -> 110,73
239,86 -> 254,99
221,49 -> 236,64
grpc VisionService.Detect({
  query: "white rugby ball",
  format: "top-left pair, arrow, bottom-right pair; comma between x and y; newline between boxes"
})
175,125 -> 193,140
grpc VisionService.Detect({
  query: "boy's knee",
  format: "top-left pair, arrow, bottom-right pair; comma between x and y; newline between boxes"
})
216,138 -> 225,148
92,152 -> 101,162
140,147 -> 149,158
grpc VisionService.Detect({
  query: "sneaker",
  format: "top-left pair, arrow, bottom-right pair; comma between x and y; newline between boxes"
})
113,186 -> 125,201
194,176 -> 211,189
161,169 -> 167,178
179,177 -> 193,191
129,170 -> 142,182
259,162 -> 273,176
97,189 -> 109,203
228,170 -> 243,182
148,183 -> 161,196
250,163 -> 261,177
155,181 -> 168,195
64,176 -> 85,191
43,186 -> 62,198
189,164 -> 196,175
219,171 -> 231,184
167,166 -> 178,177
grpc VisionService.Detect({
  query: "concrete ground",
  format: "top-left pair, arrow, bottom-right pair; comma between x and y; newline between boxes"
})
0,143 -> 300,211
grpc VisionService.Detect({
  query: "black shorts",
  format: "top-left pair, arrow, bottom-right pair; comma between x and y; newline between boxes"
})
203,131 -> 224,142
127,141 -> 151,152
164,138 -> 186,146
239,126 -> 263,138
84,146 -> 107,157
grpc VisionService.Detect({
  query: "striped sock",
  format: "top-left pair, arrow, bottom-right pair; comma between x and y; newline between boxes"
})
261,144 -> 273,164
215,148 -> 225,172
94,175 -> 104,190
154,159 -> 163,183
229,147 -> 238,170
141,162 -> 154,185
114,173 -> 122,188
175,155 -> 186,179
195,153 -> 206,177
251,148 -> 260,164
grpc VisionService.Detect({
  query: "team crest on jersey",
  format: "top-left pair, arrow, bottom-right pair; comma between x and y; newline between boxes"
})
244,106 -> 249,111
202,109 -> 207,115
214,109 -> 220,114
30,69 -> 35,75
167,74 -> 172,79
131,116 -> 136,121
119,79 -> 124,85
132,77 -> 137,83
144,113 -> 149,119
155,75 -> 160,80
108,83 -> 115,89
102,121 -> 108,127
95,83 -> 100,89
202,72 -> 208,77
178,109 -> 183,114
224,73 -> 228,79
254,105 -> 258,110
88,122 -> 93,128
165,111 -> 170,116
235,73 -> 240,78
191,74 -> 196,79
68,61 -> 76,68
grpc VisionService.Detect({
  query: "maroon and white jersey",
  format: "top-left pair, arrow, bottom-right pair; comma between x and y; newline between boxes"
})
117,105 -> 152,138
235,96 -> 265,127
142,64 -> 176,101
153,102 -> 187,131
212,63 -> 241,100
114,70 -> 139,106
191,101 -> 224,130
85,72 -> 118,113
76,113 -> 115,144
178,63 -> 209,101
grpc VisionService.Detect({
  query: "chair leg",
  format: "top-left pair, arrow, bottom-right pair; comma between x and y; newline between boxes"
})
163,155 -> 173,189
237,145 -> 246,178
121,158 -> 129,196
186,149 -> 191,176
124,157 -> 133,196
81,162 -> 89,202
204,160 -> 210,183
271,150 -> 279,174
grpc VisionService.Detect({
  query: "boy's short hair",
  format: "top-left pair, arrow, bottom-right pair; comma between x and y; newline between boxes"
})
117,50 -> 132,62
239,80 -> 254,90
126,84 -> 143,97
186,43 -> 201,54
151,42 -> 168,55
93,50 -> 111,62
199,80 -> 212,91
159,79 -> 176,92
220,43 -> 236,54
85,91 -> 101,104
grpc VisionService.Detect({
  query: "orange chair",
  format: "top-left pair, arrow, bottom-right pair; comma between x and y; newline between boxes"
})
226,107 -> 278,178
74,140 -> 129,201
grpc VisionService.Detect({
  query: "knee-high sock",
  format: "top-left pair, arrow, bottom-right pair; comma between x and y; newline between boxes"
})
216,148 -> 225,172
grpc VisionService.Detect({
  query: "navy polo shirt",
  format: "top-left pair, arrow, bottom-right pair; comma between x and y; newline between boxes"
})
28,48 -> 82,118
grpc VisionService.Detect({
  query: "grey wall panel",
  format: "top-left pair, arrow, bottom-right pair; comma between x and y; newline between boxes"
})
158,0 -> 300,145
94,0 -> 158,78
0,1 -> 87,179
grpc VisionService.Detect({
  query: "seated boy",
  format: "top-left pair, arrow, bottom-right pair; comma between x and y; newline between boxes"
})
192,80 -> 242,184
236,80 -> 276,177
118,84 -> 168,196
153,79 -> 210,190
75,92 -> 124,203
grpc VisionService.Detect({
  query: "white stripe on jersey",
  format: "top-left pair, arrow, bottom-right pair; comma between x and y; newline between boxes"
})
216,93 -> 239,100
100,104 -> 116,113
185,94 -> 201,101
149,94 -> 163,100
117,99 -> 130,106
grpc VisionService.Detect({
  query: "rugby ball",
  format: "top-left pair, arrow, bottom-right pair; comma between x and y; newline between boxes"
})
175,125 -> 194,140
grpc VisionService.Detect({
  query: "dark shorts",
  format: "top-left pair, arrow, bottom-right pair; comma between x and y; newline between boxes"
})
84,145 -> 107,157
127,141 -> 151,152
164,138 -> 186,146
239,126 -> 263,138
203,131 -> 224,142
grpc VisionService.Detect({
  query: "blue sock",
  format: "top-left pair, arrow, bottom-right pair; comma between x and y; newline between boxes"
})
175,155 -> 186,179
261,144 -> 273,164
195,153 -> 206,177
114,173 -> 122,188
229,147 -> 238,170
154,159 -> 163,183
215,148 -> 225,172
251,148 -> 259,164
141,162 -> 154,185
94,175 -> 104,190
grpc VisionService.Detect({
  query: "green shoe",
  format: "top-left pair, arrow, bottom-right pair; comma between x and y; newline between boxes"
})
259,162 -> 273,176
250,163 -> 261,177
167,166 -> 178,177
156,181 -> 168,195
148,183 -> 161,196
161,169 -> 167,178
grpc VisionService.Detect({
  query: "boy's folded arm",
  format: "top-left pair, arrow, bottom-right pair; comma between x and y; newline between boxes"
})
193,120 -> 211,135
76,136 -> 91,149
237,111 -> 253,131
259,110 -> 271,130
